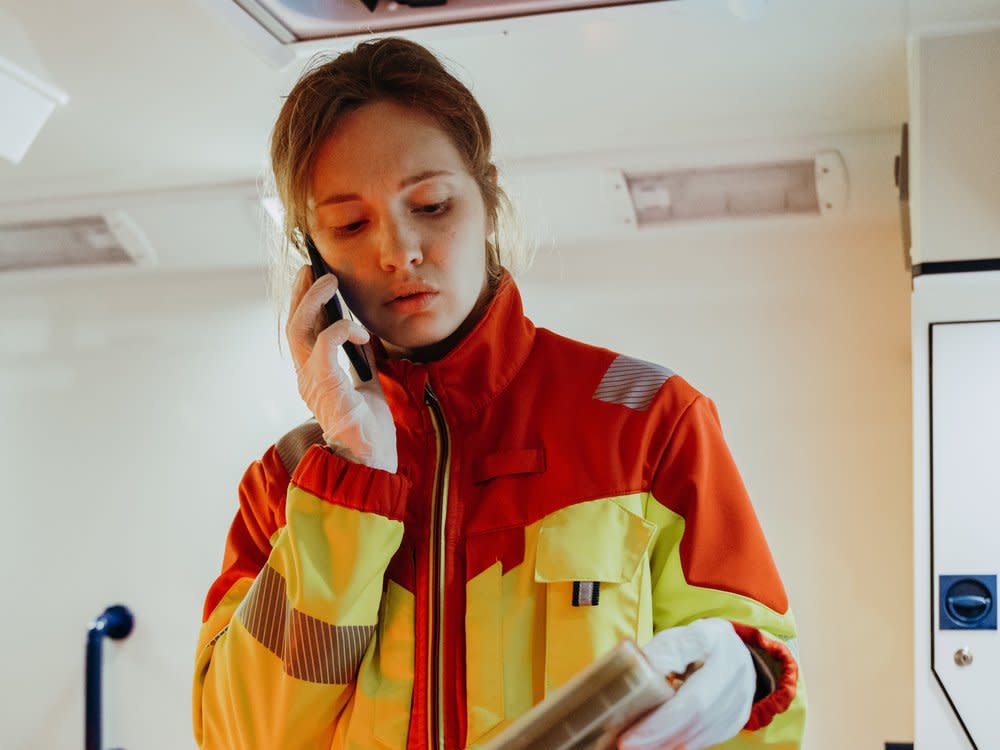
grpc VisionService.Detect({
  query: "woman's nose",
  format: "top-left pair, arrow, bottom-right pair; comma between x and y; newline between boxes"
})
377,219 -> 423,271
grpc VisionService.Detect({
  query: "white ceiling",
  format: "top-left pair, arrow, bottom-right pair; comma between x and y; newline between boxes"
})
0,0 -> 998,275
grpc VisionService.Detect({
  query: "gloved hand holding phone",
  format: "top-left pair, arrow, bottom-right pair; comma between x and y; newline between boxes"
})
286,254 -> 398,473
618,618 -> 756,750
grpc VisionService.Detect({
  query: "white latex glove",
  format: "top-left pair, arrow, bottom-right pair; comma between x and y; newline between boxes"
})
286,265 -> 398,473
619,619 -> 756,750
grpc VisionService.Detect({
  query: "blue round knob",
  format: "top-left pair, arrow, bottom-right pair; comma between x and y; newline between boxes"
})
96,604 -> 134,640
945,580 -> 993,626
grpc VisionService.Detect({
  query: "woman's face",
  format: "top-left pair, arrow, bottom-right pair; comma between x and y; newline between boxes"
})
308,100 -> 491,358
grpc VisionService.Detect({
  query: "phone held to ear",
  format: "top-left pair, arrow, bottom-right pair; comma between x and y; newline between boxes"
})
305,238 -> 374,383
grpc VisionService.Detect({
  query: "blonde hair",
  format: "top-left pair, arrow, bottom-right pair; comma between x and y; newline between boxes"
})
264,37 -> 528,315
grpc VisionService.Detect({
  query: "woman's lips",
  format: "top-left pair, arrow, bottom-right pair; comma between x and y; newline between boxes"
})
386,291 -> 437,314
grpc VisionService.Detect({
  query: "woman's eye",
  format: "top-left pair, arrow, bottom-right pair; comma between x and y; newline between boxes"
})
334,220 -> 367,237
414,200 -> 449,216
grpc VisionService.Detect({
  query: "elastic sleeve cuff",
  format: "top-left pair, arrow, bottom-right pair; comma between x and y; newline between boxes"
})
291,444 -> 410,521
730,622 -> 799,731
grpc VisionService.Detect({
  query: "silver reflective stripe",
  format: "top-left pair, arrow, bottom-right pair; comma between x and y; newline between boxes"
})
286,613 -> 372,684
237,564 -> 286,655
235,563 -> 375,684
275,419 -> 325,476
593,355 -> 675,411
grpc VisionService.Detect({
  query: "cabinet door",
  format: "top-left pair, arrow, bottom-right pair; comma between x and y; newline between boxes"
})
931,320 -> 1000,748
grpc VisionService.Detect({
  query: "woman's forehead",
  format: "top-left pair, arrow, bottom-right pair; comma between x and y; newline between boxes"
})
312,101 -> 468,193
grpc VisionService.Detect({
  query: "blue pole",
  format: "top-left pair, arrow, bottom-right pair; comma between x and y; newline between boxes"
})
85,605 -> 134,750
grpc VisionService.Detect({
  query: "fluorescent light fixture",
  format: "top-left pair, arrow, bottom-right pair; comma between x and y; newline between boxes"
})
0,55 -> 68,164
624,152 -> 847,225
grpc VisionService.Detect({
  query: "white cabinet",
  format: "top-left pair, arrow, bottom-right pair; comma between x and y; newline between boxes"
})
914,272 -> 1000,750
908,28 -> 1000,268
929,319 -> 1000,748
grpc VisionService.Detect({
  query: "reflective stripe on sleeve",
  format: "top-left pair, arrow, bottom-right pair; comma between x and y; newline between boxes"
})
236,564 -> 375,685
593,355 -> 674,411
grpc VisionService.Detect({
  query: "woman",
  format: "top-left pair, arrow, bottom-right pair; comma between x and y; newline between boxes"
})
193,38 -> 805,750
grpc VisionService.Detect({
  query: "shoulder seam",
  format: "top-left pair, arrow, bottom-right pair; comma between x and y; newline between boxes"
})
648,392 -> 705,498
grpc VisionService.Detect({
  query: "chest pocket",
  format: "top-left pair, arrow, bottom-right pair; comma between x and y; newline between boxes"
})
534,498 -> 656,693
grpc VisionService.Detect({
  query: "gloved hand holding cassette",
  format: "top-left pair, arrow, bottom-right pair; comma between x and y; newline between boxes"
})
618,618 -> 757,750
286,263 -> 398,473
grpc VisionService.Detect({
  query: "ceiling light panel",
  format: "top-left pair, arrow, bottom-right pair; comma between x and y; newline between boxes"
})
233,0 -> 668,41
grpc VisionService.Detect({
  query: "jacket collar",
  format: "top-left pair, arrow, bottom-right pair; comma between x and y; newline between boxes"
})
375,272 -> 535,424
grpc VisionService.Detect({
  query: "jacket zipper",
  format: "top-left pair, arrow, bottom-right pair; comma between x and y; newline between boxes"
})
424,384 -> 451,750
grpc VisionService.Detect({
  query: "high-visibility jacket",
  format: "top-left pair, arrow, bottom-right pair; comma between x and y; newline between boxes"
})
193,273 -> 805,750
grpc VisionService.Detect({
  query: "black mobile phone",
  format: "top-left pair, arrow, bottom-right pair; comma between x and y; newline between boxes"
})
305,237 -> 373,382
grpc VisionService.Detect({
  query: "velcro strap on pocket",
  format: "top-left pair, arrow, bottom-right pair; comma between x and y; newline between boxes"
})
472,448 -> 546,484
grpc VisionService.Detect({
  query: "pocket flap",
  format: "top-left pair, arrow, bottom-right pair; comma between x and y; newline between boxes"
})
534,499 -> 655,584
472,448 -> 546,484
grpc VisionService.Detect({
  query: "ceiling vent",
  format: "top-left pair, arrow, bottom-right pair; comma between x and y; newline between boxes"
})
224,0 -> 668,43
0,212 -> 156,273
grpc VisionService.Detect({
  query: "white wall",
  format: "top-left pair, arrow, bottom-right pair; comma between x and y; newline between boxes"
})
518,216 -> 914,748
0,213 -> 912,748
0,269 -> 307,749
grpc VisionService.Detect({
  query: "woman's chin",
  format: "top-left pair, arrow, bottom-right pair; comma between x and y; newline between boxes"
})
374,299 -> 484,361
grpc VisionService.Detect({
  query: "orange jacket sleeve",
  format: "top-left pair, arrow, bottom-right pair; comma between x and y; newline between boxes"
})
193,444 -> 409,749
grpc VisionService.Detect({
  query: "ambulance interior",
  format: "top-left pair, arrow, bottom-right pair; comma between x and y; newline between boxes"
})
1,1 -> 998,748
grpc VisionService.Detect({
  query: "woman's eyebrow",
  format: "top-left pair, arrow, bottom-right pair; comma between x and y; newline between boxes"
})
316,191 -> 361,207
399,170 -> 453,189
316,170 -> 454,207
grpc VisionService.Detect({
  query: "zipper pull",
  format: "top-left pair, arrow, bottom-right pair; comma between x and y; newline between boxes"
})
424,382 -> 439,406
